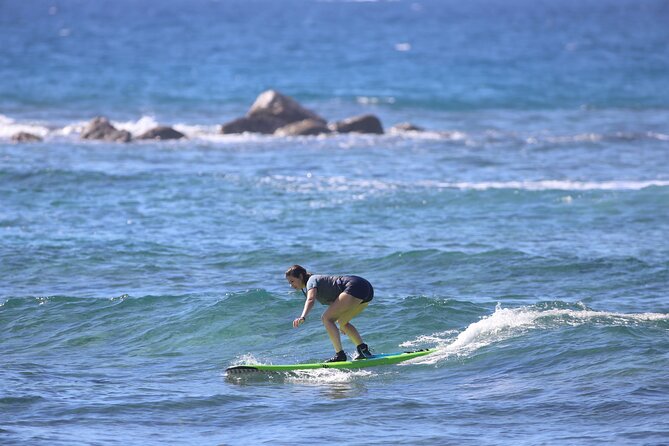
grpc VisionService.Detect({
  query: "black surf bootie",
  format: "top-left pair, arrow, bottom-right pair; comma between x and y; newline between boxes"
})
353,343 -> 373,360
324,350 -> 347,363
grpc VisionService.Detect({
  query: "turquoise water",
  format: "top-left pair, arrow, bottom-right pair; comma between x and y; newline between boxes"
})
2,0 -> 669,444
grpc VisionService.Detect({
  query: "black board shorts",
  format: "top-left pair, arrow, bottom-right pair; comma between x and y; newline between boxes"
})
342,276 -> 374,303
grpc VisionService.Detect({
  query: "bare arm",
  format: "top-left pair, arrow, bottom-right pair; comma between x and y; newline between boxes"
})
293,288 -> 317,328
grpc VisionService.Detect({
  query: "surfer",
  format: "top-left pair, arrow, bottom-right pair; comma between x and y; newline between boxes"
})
285,264 -> 374,362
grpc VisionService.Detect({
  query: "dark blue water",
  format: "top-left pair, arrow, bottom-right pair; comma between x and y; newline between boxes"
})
2,0 -> 669,444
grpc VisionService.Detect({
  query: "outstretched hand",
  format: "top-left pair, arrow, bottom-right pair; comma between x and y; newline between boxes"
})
293,317 -> 305,328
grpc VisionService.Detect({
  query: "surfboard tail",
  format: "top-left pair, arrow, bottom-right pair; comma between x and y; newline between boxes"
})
226,365 -> 260,374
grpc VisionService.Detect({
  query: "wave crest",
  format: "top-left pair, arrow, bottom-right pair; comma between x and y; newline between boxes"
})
403,303 -> 669,365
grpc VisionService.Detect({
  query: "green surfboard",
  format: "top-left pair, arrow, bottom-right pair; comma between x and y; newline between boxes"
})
226,348 -> 436,374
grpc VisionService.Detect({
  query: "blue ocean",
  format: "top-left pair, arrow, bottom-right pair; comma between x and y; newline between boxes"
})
2,0 -> 669,444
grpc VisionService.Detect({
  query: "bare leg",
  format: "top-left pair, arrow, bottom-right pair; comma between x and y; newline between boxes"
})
323,318 -> 344,352
338,301 -> 369,345
322,293 -> 367,352
341,322 -> 363,346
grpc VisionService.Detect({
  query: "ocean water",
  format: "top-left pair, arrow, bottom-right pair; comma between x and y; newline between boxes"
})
2,0 -> 669,444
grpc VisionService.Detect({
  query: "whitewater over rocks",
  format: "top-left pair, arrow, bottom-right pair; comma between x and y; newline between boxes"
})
8,90 -> 411,143
221,90 -> 385,136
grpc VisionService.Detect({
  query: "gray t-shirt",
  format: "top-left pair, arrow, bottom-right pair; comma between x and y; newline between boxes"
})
306,275 -> 346,305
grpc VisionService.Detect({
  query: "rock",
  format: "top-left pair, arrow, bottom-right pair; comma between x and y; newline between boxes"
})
11,132 -> 43,143
248,90 -> 325,124
221,116 -> 284,135
390,122 -> 424,132
81,116 -> 131,143
274,119 -> 331,137
221,90 -> 325,134
137,126 -> 185,140
329,114 -> 384,134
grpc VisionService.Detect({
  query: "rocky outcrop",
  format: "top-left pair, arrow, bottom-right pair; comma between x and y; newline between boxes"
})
221,116 -> 283,135
81,117 -> 131,143
329,114 -> 384,134
248,90 -> 325,124
219,91 -> 394,137
137,126 -> 185,140
274,119 -> 331,137
11,132 -> 43,143
390,122 -> 424,132
221,90 -> 326,134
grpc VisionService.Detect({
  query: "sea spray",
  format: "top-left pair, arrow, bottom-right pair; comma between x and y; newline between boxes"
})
405,304 -> 669,365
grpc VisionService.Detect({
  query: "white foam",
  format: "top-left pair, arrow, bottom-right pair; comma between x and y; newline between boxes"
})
261,175 -> 669,195
285,368 -> 373,384
112,116 -> 230,140
0,114 -> 49,139
415,179 -> 669,191
113,115 -> 160,136
531,133 -> 604,144
225,353 -> 373,383
55,116 -> 223,140
388,128 -> 467,141
172,123 -> 220,139
647,131 -> 669,141
229,353 -> 268,367
59,120 -> 88,137
3,111 -> 669,146
406,304 -> 669,365
259,174 -> 398,197
197,131 -> 279,144
355,96 -> 396,105
400,330 -> 459,348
